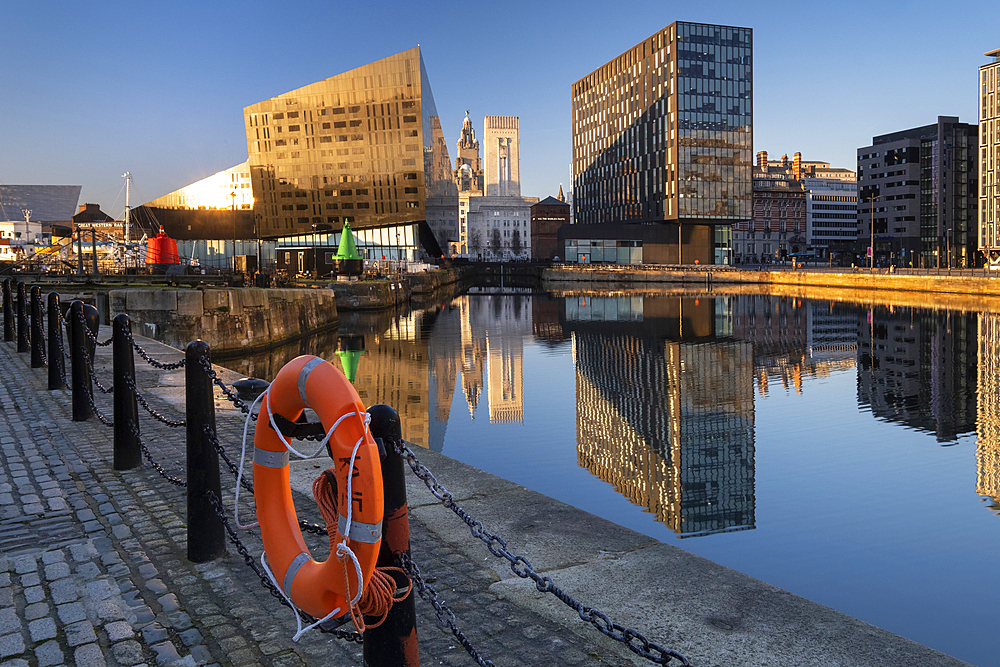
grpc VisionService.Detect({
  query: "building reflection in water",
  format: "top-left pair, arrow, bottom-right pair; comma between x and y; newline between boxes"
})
732,295 -> 857,396
230,291 -> 1000,532
565,295 -> 756,538
977,312 -> 1000,512
857,306 -> 977,443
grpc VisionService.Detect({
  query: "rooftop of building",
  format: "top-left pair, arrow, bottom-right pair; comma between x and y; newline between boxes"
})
870,116 -> 973,145
986,47 -> 1000,61
534,196 -> 569,207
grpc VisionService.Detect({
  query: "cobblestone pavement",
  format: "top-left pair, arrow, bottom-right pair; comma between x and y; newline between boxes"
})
0,321 -> 637,667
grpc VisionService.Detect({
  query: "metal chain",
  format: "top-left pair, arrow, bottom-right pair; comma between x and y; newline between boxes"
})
122,327 -> 186,370
33,310 -> 47,366
393,439 -> 690,666
69,310 -> 113,393
203,424 -> 254,493
55,325 -> 68,383
126,417 -> 186,487
203,423 -> 329,535
199,357 -> 256,420
202,489 -> 363,644
83,346 -> 113,394
83,378 -> 113,427
122,372 -> 185,427
397,552 -> 495,667
75,310 -> 113,346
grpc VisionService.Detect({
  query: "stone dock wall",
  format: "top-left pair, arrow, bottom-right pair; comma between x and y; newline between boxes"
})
543,265 -> 1000,312
543,264 -> 1000,295
108,288 -> 338,355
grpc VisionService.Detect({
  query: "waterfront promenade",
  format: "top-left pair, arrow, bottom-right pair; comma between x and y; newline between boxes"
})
0,326 -> 974,666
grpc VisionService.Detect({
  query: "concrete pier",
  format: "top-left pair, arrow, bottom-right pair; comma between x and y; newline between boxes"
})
0,329 -> 974,666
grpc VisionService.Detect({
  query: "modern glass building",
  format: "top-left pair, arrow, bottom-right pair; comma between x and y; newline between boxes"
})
568,21 -> 752,265
243,46 -> 457,257
980,48 -> 1000,265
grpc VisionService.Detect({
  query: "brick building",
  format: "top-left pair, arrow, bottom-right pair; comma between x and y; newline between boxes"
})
530,195 -> 569,260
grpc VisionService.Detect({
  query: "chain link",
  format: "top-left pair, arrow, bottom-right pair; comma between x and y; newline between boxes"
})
398,552 -> 495,667
54,323 -> 68,383
122,372 -> 185,427
202,423 -> 328,535
75,310 -> 113,346
33,308 -> 47,366
126,417 -> 186,487
83,377 -> 113,427
203,424 -> 254,493
199,357 -> 257,420
71,310 -> 113,393
202,489 -> 363,644
121,326 -> 186,370
394,439 -> 690,666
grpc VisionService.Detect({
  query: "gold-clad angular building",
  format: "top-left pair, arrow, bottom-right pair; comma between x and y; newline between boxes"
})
243,46 -> 457,251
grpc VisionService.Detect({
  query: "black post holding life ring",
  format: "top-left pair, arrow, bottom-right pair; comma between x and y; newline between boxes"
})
47,293 -> 64,390
2,279 -> 13,342
29,286 -> 44,368
16,282 -> 29,353
363,404 -> 419,667
185,340 -> 225,563
112,314 -> 141,470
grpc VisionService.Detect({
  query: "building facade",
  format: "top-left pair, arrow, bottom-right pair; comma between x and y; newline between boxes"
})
242,46 -> 457,257
530,195 -> 570,260
453,112 -> 484,196
484,116 -> 521,197
0,185 -> 81,225
857,116 -> 977,268
803,175 -> 857,263
460,194 -> 536,260
744,153 -> 806,263
980,48 -> 1000,266
735,152 -> 856,264
136,47 -> 459,265
454,114 -> 536,260
569,21 -> 752,265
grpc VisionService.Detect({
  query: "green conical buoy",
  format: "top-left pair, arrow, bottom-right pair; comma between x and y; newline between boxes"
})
336,349 -> 364,383
335,223 -> 362,260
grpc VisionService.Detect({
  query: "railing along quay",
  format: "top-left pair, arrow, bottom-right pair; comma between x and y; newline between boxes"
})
0,277 -> 691,666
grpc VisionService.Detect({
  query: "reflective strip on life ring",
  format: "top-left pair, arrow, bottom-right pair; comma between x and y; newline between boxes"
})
253,355 -> 384,620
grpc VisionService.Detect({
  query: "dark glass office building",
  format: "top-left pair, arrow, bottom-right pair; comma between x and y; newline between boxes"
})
244,46 -> 457,255
568,21 -> 752,265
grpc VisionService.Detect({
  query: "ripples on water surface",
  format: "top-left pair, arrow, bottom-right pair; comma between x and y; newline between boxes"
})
232,290 -> 1000,666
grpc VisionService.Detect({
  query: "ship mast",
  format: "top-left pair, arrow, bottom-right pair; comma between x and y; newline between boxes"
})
122,171 -> 131,245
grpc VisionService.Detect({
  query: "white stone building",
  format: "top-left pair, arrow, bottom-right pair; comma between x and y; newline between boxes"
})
804,174 -> 857,262
460,195 -> 538,260
484,116 -> 520,197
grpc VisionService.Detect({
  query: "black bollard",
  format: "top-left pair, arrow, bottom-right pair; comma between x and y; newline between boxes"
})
16,282 -> 29,353
112,314 -> 141,470
363,404 -> 419,667
2,279 -> 13,342
67,301 -> 100,421
30,286 -> 44,368
185,340 -> 225,563
47,293 -> 65,390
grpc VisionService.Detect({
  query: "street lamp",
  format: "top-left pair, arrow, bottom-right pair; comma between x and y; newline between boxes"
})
230,189 -> 237,273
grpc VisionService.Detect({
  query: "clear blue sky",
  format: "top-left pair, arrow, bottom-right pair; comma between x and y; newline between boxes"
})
2,0 -> 997,217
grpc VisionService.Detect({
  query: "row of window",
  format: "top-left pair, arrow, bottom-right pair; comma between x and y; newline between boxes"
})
812,195 -> 857,202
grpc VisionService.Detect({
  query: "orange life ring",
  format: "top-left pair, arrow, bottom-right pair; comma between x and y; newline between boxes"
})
253,355 -> 384,621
